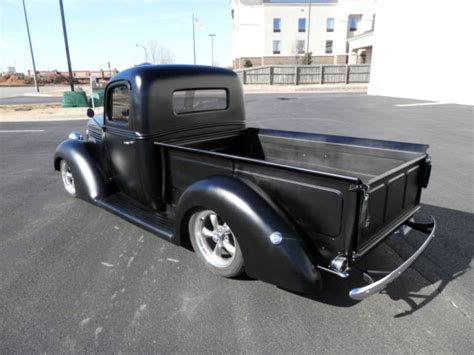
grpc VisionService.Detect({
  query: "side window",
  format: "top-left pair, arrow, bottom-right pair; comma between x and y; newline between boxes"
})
109,85 -> 130,123
173,89 -> 228,114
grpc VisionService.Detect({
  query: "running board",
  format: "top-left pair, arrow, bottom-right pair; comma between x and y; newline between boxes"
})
96,193 -> 174,243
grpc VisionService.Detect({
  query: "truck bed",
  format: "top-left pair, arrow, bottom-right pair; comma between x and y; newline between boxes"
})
179,128 -> 426,183
155,128 -> 429,259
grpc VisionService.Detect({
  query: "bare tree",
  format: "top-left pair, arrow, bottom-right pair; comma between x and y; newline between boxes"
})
147,40 -> 175,64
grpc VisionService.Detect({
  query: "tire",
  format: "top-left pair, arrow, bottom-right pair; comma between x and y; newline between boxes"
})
60,159 -> 77,197
189,209 -> 244,278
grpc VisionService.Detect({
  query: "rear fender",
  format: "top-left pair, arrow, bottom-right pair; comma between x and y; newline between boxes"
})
54,139 -> 110,202
175,176 -> 321,294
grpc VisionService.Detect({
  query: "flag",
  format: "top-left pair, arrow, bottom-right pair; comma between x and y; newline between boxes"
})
194,17 -> 203,27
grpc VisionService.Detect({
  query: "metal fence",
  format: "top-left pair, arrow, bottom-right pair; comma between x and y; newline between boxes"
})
235,64 -> 370,85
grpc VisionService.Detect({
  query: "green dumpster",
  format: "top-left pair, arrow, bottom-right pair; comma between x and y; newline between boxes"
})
62,91 -> 89,108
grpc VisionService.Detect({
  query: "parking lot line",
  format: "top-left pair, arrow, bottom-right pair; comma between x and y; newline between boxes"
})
0,129 -> 45,133
395,102 -> 449,107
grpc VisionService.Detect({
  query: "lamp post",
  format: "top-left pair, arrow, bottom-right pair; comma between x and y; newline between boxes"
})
306,0 -> 312,62
209,34 -> 216,66
192,14 -> 196,64
135,44 -> 148,63
59,0 -> 74,91
22,0 -> 39,92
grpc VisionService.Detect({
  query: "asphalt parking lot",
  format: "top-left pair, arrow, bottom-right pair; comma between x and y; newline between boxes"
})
0,93 -> 472,353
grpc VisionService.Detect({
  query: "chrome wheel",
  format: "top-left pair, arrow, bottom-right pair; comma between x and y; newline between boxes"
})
60,160 -> 76,196
189,209 -> 244,277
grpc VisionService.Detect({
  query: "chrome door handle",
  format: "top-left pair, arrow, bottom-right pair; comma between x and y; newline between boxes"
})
123,140 -> 135,145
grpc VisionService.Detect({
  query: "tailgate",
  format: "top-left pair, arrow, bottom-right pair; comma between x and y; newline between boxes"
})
355,154 -> 431,256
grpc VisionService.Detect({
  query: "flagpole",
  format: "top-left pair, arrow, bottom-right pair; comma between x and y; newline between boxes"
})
192,14 -> 196,64
59,0 -> 74,91
22,0 -> 39,92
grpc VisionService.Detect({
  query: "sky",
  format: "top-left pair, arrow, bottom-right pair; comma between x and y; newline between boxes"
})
0,0 -> 233,73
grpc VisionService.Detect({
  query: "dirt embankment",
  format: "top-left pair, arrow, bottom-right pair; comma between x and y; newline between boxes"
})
0,71 -> 86,86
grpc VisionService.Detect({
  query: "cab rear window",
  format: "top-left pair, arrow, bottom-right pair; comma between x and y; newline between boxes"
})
173,89 -> 228,114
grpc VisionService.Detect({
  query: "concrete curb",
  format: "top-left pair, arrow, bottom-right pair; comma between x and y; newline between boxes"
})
243,83 -> 368,94
245,89 -> 367,95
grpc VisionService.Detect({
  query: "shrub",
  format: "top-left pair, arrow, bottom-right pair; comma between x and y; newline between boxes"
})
243,59 -> 253,68
301,52 -> 313,65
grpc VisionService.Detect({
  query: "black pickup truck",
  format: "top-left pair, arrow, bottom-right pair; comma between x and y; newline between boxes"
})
54,65 -> 435,300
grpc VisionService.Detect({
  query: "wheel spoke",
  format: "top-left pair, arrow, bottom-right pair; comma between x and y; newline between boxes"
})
213,241 -> 223,257
222,223 -> 232,235
201,227 -> 214,238
209,214 -> 219,230
222,239 -> 235,256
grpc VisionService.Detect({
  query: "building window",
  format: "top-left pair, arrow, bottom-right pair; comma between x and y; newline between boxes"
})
349,16 -> 358,31
325,40 -> 333,54
326,18 -> 334,32
298,18 -> 306,32
273,40 -> 281,54
297,40 -> 305,54
273,18 -> 281,32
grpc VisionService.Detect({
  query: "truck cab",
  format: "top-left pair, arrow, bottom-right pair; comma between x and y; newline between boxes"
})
55,65 -> 435,301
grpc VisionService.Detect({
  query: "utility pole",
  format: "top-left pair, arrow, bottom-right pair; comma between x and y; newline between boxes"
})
192,14 -> 196,64
135,44 -> 148,62
22,0 -> 39,92
306,0 -> 312,63
59,0 -> 74,91
209,34 -> 216,66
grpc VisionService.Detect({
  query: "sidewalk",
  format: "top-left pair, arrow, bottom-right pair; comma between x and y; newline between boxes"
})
0,103 -> 102,122
243,83 -> 367,94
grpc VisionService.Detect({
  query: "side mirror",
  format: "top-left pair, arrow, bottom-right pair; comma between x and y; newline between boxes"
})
86,108 -> 95,118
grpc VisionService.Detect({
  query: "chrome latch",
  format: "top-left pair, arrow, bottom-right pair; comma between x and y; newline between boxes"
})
317,256 -> 350,278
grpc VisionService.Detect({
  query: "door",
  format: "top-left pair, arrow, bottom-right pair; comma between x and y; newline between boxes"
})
104,82 -> 144,203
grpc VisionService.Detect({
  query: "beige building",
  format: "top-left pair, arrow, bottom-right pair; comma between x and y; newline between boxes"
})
231,0 -> 375,68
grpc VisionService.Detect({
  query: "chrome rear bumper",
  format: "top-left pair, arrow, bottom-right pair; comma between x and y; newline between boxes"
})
349,216 -> 436,301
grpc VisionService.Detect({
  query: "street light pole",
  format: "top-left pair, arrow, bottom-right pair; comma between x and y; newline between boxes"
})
135,44 -> 148,62
192,14 -> 196,64
59,0 -> 74,91
22,0 -> 39,92
209,34 -> 215,66
305,0 -> 313,64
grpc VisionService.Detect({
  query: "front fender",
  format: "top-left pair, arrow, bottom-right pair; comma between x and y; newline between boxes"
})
175,176 -> 321,294
54,139 -> 109,202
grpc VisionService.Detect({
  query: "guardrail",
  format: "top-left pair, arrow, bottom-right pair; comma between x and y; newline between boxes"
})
235,64 -> 370,85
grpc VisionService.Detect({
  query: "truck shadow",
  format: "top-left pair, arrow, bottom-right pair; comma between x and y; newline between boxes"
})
379,204 -> 473,318
294,204 -> 473,313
